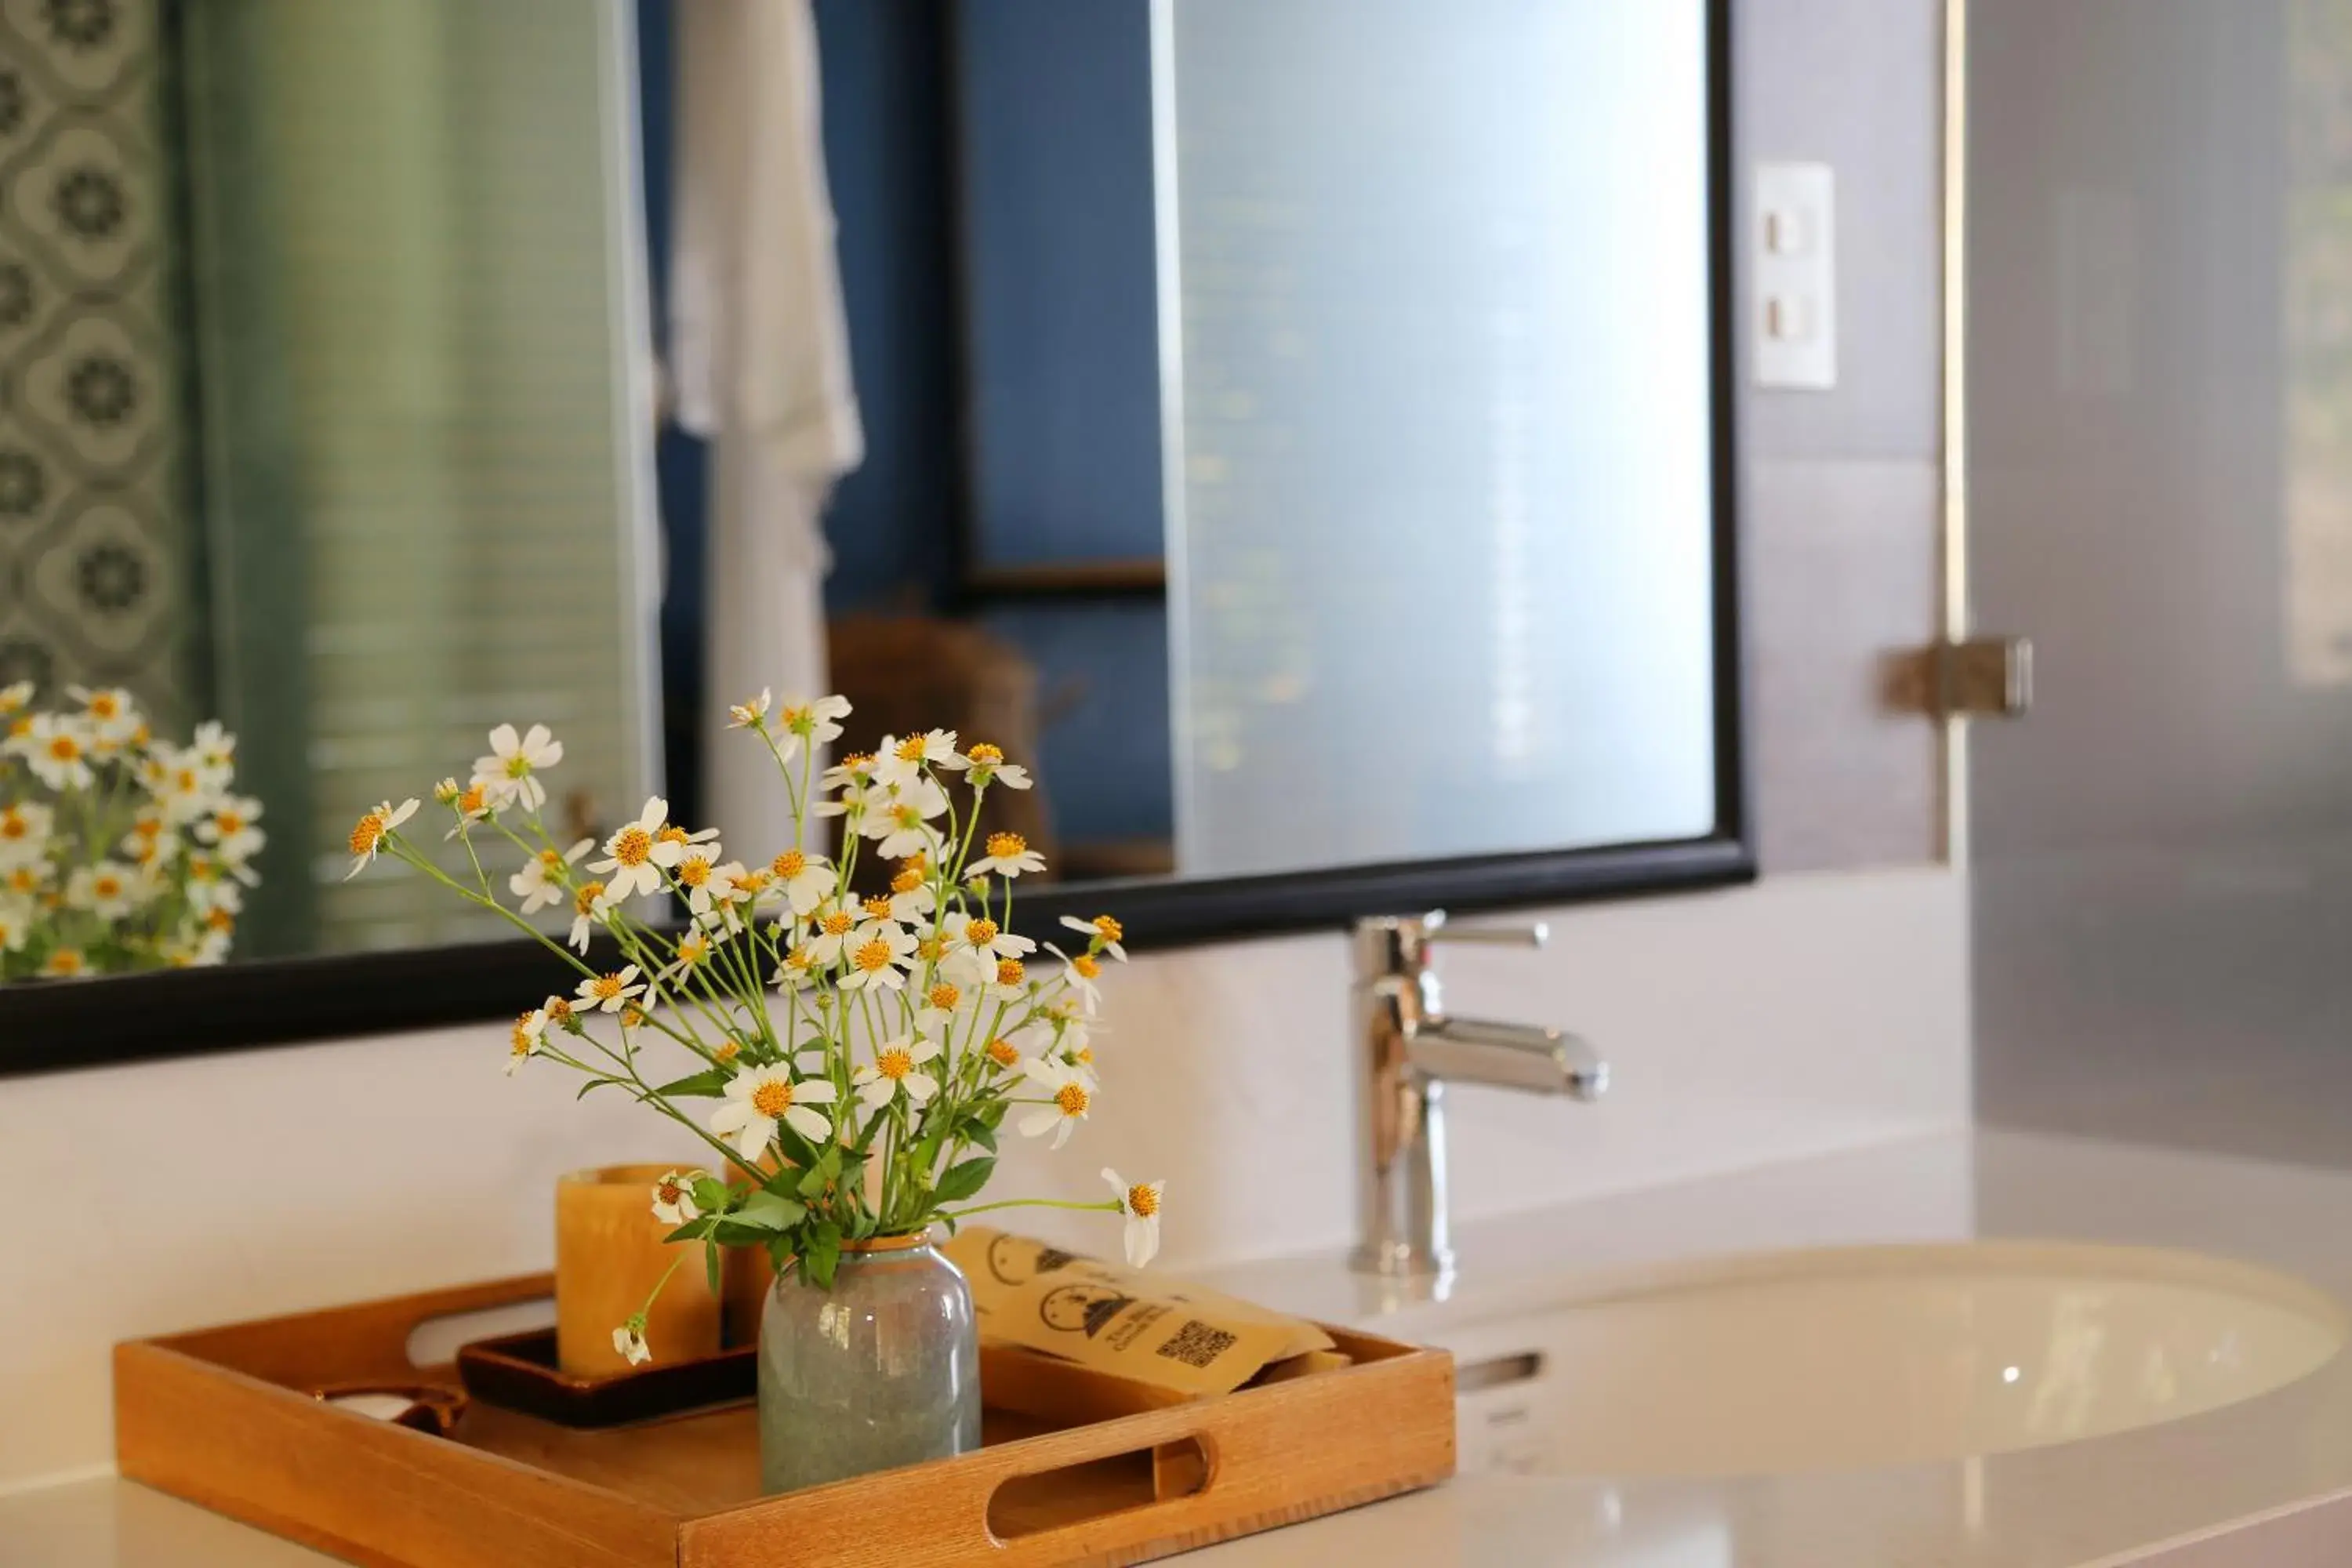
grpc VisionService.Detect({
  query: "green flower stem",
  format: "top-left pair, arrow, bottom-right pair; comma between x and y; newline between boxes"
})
941,1196 -> 1121,1221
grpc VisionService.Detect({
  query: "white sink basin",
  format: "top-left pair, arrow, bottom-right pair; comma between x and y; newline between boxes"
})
1440,1241 -> 2347,1479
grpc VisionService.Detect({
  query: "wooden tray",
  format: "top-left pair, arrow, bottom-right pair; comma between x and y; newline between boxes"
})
114,1274 -> 1457,1568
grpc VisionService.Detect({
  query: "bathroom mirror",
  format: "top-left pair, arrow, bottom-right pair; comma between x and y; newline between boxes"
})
0,0 -> 1742,1070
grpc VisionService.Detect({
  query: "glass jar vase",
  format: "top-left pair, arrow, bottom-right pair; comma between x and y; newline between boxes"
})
756,1232 -> 982,1494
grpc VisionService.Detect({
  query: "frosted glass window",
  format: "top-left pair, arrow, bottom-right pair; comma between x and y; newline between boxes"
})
1160,0 -> 1720,877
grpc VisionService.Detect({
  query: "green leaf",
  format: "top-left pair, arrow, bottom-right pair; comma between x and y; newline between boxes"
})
731,1191 -> 808,1232
803,1236 -> 840,1290
773,1120 -> 821,1171
704,1241 -> 723,1298
795,1144 -> 844,1200
652,1069 -> 731,1098
690,1177 -> 734,1215
663,1216 -> 718,1245
933,1156 -> 995,1204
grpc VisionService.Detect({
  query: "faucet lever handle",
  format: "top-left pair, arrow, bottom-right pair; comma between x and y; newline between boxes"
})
1425,912 -> 1548,949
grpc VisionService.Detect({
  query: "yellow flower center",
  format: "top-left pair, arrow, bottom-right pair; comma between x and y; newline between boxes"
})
1092,915 -> 1124,942
620,1004 -> 648,1028
0,814 -> 24,840
853,937 -> 894,973
821,910 -> 854,937
779,703 -> 811,730
1072,953 -> 1101,980
575,881 -> 605,914
547,998 -> 575,1025
785,945 -> 816,972
5,717 -> 28,739
891,804 -> 921,829
773,849 -> 808,880
927,982 -> 960,1011
713,1040 -> 742,1063
174,768 -> 197,793
7,869 -> 37,893
677,856 -> 713,888
503,754 -> 532,779
46,735 -> 79,763
348,811 -> 387,855
657,825 -> 691,845
611,827 -> 652,867
891,866 -> 924,895
751,1080 -> 794,1118
677,935 -> 709,965
916,937 -> 946,962
895,735 -> 929,763
986,1037 -> 1020,1068
863,895 -> 895,920
1054,1083 -> 1090,1116
88,694 -> 120,719
590,974 -> 628,1003
92,873 -> 121,898
996,958 -> 1025,987
538,848 -> 564,870
967,742 -> 1004,765
510,1014 -> 537,1055
965,918 -> 999,946
986,832 -> 1026,859
734,869 -> 772,893
205,908 -> 234,932
1074,1046 -> 1094,1065
877,1047 -> 913,1080
46,949 -> 83,975
656,1177 -> 685,1204
216,811 -> 245,835
841,751 -> 876,775
457,784 -> 488,816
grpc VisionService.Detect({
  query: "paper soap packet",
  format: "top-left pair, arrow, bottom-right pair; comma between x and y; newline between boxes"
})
942,1226 -> 1338,1398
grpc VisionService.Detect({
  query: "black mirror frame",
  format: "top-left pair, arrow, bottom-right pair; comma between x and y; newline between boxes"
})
0,0 -> 1746,1078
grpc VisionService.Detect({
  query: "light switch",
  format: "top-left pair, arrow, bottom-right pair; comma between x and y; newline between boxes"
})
1754,162 -> 1836,390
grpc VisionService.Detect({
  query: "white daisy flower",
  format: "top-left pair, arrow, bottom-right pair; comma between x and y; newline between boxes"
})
767,848 -> 837,916
509,837 -> 593,915
771,942 -> 822,993
1018,1058 -> 1094,1149
852,1035 -> 942,1109
575,965 -> 645,1013
41,946 -> 89,978
772,694 -> 852,765
345,799 -> 419,879
590,797 -> 681,900
969,831 -> 1046,879
0,899 -> 28,953
728,688 -> 773,731
1058,913 -> 1127,961
613,1322 -> 651,1366
0,801 -> 53,868
473,723 -> 564,812
194,796 -> 267,863
1102,1170 -> 1165,1267
982,955 -> 1033,1002
804,904 -> 861,965
1044,942 -> 1105,1014
818,751 -> 879,795
880,862 -> 938,922
960,742 -> 1032,790
69,685 -> 142,747
505,1008 -> 547,1076
64,861 -> 140,920
840,920 -> 918,992
659,927 -> 721,988
859,777 -> 949,858
873,728 -> 964,787
912,978 -> 969,1039
710,1065 -> 837,1160
942,910 -> 1036,964
17,713 -> 94,791
567,881 -> 615,953
649,1169 -> 702,1225
188,720 -> 236,781
671,844 -> 729,915
0,680 -> 31,716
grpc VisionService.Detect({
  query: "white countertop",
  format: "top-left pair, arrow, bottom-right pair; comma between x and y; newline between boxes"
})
14,1126 -> 2352,1567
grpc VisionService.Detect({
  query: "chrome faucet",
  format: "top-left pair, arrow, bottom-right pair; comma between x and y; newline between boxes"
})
1350,912 -> 1607,1279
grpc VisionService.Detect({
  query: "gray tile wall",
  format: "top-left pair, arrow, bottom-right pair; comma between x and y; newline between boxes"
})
1735,0 -> 1947,873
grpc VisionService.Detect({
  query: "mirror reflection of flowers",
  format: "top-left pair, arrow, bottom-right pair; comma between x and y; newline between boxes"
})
0,682 -> 260,979
347,693 -> 1163,1363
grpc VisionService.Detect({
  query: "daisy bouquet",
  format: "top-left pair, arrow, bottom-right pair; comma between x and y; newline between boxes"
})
347,695 -> 1160,1363
0,681 -> 260,980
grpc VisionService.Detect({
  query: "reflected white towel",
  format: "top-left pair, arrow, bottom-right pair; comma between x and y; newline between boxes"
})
670,0 -> 862,848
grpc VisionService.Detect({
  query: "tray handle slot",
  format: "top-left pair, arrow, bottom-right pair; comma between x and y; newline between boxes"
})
405,1297 -> 557,1370
985,1435 -> 1214,1541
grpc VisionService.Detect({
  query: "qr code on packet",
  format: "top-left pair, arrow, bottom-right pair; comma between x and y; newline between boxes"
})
1155,1319 -> 1239,1369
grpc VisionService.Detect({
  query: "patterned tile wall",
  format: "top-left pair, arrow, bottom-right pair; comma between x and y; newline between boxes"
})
0,0 -> 198,730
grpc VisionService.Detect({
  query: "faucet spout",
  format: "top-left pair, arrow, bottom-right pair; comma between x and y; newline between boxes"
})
1350,913 -> 1610,1280
1409,1017 -> 1609,1100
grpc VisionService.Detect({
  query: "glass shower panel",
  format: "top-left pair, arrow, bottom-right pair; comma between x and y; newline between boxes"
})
1159,0 -> 1719,878
1969,0 -> 2352,1162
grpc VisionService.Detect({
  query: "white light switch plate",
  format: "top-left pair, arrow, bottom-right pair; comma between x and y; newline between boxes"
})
1754,162 -> 1837,390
